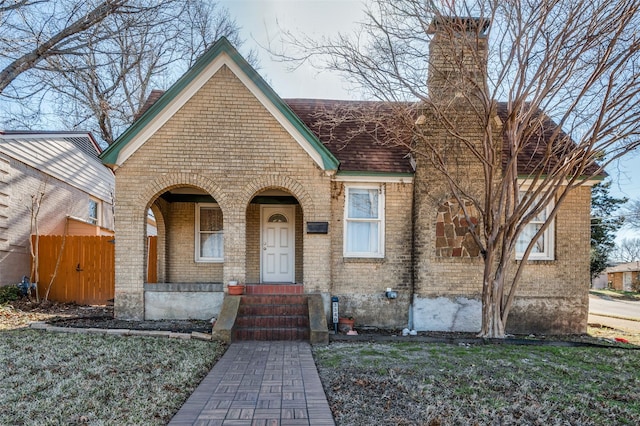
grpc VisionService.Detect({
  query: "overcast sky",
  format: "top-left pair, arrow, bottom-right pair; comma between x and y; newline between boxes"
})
219,0 -> 365,100
219,0 -> 640,239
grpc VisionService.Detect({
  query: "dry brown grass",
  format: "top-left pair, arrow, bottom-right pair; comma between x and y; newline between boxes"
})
0,330 -> 225,425
315,342 -> 640,425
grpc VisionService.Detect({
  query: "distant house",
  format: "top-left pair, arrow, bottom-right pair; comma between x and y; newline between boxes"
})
101,24 -> 597,335
591,272 -> 609,289
0,131 -> 115,286
606,262 -> 640,291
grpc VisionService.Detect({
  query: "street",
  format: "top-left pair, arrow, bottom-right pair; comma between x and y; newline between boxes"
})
588,294 -> 640,333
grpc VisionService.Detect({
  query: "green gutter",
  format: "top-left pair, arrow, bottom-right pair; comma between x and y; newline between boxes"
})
336,171 -> 414,177
100,37 -> 339,171
517,174 -> 605,181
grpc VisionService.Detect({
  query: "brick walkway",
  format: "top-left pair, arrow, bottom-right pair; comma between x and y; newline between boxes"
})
169,341 -> 335,425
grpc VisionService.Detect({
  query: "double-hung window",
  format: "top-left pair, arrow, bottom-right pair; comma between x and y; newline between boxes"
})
516,192 -> 554,260
195,203 -> 223,262
344,185 -> 385,258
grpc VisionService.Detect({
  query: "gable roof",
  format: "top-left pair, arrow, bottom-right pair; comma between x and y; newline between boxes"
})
288,100 -> 604,178
133,92 -> 602,178
120,39 -> 603,179
0,130 -> 103,157
606,262 -> 640,273
0,131 -> 114,202
496,104 -> 602,179
100,37 -> 339,172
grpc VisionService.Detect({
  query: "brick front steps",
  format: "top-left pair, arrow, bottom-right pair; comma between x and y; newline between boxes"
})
233,295 -> 310,341
213,293 -> 329,345
245,283 -> 304,295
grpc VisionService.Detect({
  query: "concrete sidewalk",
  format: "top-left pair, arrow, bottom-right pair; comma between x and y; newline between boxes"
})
169,341 -> 335,425
589,294 -> 640,333
588,313 -> 640,333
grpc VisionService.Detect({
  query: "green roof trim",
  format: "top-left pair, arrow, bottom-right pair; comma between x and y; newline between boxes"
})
517,174 -> 605,181
336,171 -> 414,177
100,37 -> 339,170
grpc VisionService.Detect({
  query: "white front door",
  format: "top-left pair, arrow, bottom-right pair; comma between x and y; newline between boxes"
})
261,206 -> 295,283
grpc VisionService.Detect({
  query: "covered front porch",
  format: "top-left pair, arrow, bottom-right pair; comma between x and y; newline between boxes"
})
139,184 -> 308,320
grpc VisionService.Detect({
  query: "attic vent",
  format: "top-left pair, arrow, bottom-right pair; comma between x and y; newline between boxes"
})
64,137 -> 98,157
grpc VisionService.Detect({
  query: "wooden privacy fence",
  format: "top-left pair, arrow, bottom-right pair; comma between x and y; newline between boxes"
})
34,235 -> 115,305
34,235 -> 158,305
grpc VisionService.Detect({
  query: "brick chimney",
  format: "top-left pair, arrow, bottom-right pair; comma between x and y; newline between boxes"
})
427,16 -> 490,101
412,17 -> 497,302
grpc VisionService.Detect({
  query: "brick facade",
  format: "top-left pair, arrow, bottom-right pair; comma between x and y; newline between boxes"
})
329,180 -> 413,327
410,19 -> 592,333
112,65 -> 333,319
107,36 -> 594,334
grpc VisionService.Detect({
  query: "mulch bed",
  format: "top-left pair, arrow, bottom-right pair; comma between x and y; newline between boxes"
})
4,299 -> 637,348
48,316 -> 212,334
4,299 -> 211,334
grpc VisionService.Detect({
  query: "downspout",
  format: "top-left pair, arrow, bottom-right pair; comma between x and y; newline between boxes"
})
409,162 -> 417,331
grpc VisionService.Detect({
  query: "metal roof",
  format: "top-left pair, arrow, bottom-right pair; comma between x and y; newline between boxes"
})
0,132 -> 114,202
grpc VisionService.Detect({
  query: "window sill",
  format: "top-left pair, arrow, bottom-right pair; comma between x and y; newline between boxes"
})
515,258 -> 556,264
343,256 -> 385,263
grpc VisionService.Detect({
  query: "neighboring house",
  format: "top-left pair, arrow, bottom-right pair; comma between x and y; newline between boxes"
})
0,131 -> 115,286
606,262 -> 640,291
101,23 -> 596,334
592,272 -> 609,289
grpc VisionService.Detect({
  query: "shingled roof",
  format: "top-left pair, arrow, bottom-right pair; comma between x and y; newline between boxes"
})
285,99 -> 414,174
132,91 -> 602,177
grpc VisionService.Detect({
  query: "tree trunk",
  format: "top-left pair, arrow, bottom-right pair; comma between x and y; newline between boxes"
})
479,247 -> 507,338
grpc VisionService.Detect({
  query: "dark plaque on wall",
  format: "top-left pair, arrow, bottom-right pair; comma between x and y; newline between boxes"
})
307,222 -> 329,234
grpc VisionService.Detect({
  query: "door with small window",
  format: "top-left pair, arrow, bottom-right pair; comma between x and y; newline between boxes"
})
261,206 -> 295,283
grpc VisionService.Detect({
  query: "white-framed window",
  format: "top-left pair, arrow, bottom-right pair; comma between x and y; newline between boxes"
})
516,192 -> 555,261
88,198 -> 100,226
343,185 -> 385,258
195,203 -> 223,262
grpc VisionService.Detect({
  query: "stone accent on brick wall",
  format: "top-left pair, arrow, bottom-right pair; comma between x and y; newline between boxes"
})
435,198 -> 480,258
110,41 -> 594,335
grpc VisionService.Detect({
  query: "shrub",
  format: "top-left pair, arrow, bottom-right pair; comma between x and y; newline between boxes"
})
0,285 -> 21,303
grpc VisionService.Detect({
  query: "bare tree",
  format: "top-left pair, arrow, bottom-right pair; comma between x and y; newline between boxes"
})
1,0 -> 252,144
623,199 -> 640,229
0,0 -> 133,94
276,0 -> 640,337
27,181 -> 47,302
613,238 -> 640,263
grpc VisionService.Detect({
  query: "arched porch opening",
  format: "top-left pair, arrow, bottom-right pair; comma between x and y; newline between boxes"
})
145,185 -> 224,285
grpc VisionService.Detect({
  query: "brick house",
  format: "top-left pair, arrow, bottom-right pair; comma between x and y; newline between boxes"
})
101,24 -> 595,335
0,131 -> 114,286
606,263 -> 640,292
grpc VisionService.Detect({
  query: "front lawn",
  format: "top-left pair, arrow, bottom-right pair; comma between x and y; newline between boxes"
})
314,342 -> 640,425
1,330 -> 224,425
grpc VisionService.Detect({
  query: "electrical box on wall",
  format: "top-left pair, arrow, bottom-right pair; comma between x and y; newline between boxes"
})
307,221 -> 329,234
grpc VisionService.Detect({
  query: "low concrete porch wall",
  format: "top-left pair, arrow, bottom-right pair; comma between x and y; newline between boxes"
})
144,283 -> 224,320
